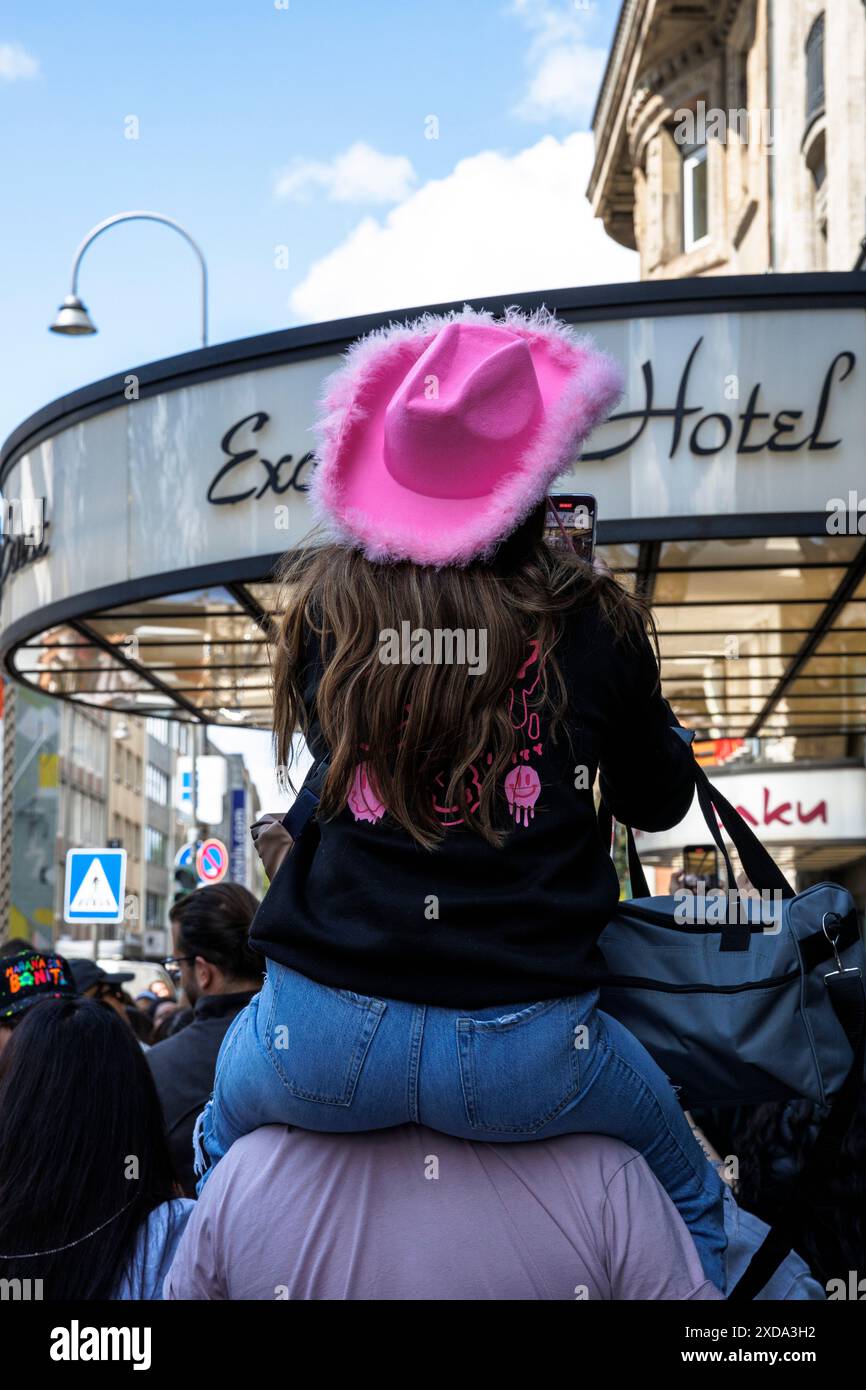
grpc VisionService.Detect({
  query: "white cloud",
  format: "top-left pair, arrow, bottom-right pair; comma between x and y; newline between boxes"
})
275,141 -> 417,205
0,41 -> 39,81
509,0 -> 606,124
288,132 -> 637,323
517,42 -> 607,122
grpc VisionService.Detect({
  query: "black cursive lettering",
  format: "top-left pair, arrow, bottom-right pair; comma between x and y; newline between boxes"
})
583,339 -> 854,463
208,415 -> 316,505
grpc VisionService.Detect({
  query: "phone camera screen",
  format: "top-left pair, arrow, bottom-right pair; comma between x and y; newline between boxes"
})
544,495 -> 596,562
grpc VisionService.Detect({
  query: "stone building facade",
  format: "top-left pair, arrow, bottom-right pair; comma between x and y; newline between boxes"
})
588,0 -> 866,278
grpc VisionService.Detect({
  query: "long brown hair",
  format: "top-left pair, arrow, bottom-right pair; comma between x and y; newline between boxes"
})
271,505 -> 657,849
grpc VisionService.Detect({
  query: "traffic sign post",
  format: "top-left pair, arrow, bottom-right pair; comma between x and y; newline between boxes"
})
173,840 -> 202,903
64,849 -> 127,927
195,837 -> 229,885
175,842 -> 199,872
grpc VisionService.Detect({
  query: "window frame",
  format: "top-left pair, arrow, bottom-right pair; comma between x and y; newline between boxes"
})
682,142 -> 710,253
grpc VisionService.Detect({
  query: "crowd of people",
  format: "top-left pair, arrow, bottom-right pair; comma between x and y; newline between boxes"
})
0,888 -> 860,1301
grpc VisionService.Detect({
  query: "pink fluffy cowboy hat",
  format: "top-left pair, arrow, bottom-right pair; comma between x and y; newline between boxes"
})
308,304 -> 624,568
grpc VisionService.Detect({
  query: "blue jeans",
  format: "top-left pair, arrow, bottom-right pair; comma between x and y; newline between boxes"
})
196,963 -> 726,1291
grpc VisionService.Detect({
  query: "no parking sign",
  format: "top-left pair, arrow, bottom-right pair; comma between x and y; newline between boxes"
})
195,837 -> 229,884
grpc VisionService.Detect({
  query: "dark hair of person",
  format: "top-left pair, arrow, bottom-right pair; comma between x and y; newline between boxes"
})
0,936 -> 37,959
0,997 -> 180,1300
125,1005 -> 154,1045
151,1006 -> 188,1045
272,502 -> 657,849
733,1096 -> 866,1286
168,881 -> 264,985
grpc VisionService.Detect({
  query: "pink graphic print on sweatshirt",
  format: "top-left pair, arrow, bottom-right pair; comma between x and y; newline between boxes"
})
503,764 -> 542,827
431,760 -> 487,828
503,640 -> 543,826
347,762 -> 387,824
347,640 -> 546,829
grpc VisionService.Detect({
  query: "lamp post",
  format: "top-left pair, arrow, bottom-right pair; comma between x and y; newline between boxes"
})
49,211 -> 208,346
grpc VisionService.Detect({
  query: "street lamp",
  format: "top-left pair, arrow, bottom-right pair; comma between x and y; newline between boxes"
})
49,211 -> 209,346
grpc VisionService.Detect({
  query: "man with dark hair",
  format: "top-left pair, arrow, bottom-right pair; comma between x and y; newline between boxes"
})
147,882 -> 264,1196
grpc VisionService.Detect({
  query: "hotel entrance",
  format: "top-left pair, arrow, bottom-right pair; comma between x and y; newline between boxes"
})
3,273 -> 866,906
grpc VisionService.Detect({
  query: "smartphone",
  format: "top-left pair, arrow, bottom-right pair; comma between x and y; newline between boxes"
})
683,844 -> 720,889
544,493 -> 597,562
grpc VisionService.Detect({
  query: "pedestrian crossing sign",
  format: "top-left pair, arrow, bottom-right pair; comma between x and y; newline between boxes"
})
64,848 -> 127,924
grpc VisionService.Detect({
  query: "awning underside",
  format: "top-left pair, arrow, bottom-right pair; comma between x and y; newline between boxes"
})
11,533 -> 866,736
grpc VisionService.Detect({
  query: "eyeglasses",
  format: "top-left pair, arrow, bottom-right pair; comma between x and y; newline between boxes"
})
161,955 -> 196,977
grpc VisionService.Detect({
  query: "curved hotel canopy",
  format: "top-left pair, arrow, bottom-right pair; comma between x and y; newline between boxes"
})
2,274 -> 866,745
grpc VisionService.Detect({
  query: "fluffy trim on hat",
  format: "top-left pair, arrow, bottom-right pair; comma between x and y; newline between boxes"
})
308,304 -> 624,567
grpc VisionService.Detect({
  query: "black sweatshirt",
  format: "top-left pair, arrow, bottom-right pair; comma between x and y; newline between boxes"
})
250,601 -> 696,1008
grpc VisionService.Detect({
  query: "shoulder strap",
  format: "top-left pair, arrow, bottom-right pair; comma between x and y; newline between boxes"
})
599,743 -> 795,901
597,803 -> 651,898
281,753 -> 331,840
692,763 -> 794,898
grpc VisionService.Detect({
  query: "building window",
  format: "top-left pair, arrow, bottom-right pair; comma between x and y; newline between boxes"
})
682,144 -> 709,250
145,825 -> 167,866
145,763 -> 169,806
70,711 -> 104,777
70,788 -> 105,846
805,13 -> 825,124
146,717 -> 170,745
145,891 -> 166,927
735,51 -> 748,130
169,721 -> 191,755
805,126 -> 828,270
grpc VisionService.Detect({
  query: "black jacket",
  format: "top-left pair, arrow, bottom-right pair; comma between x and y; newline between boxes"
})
252,600 -> 696,1008
147,990 -> 258,1196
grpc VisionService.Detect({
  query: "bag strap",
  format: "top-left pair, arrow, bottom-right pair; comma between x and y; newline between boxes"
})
597,803 -> 651,898
598,740 -> 795,902
728,961 -> 865,1300
281,753 -> 330,840
693,763 -> 794,898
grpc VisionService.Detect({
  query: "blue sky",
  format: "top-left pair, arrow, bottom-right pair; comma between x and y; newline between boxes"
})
0,0 -> 635,446
1,0 -> 637,805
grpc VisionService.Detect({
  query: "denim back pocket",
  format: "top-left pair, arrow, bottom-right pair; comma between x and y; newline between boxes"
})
456,996 -> 590,1134
264,966 -> 386,1106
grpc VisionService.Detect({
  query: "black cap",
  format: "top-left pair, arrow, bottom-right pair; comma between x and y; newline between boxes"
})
0,949 -> 77,1021
69,959 -> 135,995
